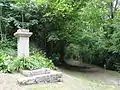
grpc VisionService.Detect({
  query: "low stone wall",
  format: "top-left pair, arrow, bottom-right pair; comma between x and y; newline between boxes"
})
18,68 -> 63,85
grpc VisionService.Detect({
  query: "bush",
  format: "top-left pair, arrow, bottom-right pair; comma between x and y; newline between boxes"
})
65,44 -> 80,60
12,54 -> 56,72
0,50 -> 55,73
0,51 -> 14,73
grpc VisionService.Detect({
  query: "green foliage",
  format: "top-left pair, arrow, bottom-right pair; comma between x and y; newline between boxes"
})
0,51 -> 13,73
65,44 -> 80,60
0,38 -> 17,73
0,52 -> 55,73
12,54 -> 55,72
0,39 -> 55,73
51,53 -> 61,66
1,0 -> 120,72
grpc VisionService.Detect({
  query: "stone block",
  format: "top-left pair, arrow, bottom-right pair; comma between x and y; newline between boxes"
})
17,77 -> 36,85
17,71 -> 63,85
20,68 -> 51,77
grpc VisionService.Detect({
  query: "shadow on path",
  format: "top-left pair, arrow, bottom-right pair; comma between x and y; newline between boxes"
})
58,63 -> 120,85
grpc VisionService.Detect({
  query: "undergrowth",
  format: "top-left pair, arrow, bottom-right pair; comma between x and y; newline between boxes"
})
0,40 -> 55,73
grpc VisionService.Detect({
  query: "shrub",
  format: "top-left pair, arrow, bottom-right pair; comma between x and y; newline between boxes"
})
65,44 -> 80,60
0,51 -> 14,73
0,51 -> 55,73
12,54 -> 56,72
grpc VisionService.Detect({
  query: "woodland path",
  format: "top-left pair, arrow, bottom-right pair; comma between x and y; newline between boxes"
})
0,65 -> 120,90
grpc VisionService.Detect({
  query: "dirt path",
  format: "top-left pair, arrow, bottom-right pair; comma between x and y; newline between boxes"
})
59,65 -> 120,85
0,66 -> 120,90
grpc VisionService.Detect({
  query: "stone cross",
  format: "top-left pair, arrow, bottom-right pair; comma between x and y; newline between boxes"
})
14,29 -> 33,57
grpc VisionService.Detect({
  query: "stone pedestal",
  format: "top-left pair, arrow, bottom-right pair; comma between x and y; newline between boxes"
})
18,68 -> 63,85
14,29 -> 33,57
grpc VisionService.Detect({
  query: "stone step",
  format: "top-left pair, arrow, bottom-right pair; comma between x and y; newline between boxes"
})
17,71 -> 63,85
20,68 -> 51,77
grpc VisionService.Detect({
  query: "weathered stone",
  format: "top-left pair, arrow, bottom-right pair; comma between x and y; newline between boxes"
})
18,70 -> 63,85
14,29 -> 33,57
17,77 -> 36,85
20,68 -> 51,77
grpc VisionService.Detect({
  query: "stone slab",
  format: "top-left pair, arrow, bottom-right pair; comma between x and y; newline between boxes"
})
20,68 -> 51,77
17,71 -> 63,85
14,29 -> 33,37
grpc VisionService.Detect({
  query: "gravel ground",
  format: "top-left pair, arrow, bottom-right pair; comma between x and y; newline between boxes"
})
0,73 -> 25,90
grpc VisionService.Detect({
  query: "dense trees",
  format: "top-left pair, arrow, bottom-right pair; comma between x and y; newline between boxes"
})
1,0 -> 120,71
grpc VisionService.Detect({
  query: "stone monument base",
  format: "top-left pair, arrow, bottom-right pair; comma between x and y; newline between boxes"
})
17,68 -> 63,85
